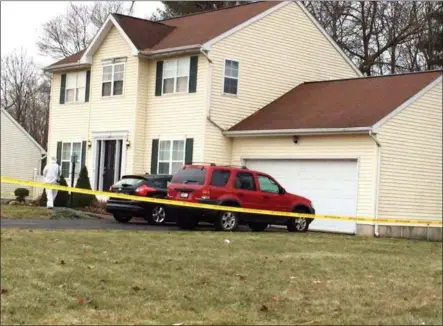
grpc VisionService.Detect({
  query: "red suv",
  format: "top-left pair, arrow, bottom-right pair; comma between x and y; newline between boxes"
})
167,163 -> 315,232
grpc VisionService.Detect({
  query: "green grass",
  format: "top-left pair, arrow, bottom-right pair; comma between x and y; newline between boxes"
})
1,229 -> 441,325
0,205 -> 51,219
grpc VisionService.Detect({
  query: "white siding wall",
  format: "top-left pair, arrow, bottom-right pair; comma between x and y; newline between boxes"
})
231,134 -> 378,219
47,26 -> 139,188
204,2 -> 360,164
1,111 -> 43,197
143,54 -> 208,172
377,80 -> 443,222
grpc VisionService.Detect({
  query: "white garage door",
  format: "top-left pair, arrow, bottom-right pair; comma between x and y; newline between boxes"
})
245,159 -> 358,234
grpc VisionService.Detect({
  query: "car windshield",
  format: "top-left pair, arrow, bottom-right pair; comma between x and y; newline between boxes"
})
113,177 -> 144,187
172,167 -> 207,185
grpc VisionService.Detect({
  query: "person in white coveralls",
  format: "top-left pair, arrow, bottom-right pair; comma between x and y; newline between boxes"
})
42,156 -> 60,209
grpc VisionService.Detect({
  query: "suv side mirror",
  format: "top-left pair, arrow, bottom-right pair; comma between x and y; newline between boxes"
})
279,187 -> 286,195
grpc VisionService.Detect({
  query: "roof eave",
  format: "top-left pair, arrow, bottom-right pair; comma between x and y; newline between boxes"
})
43,62 -> 91,73
139,44 -> 202,59
223,127 -> 373,138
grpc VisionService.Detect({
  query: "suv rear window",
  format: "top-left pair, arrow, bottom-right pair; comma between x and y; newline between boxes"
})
210,169 -> 231,187
114,177 -> 144,187
172,167 -> 207,185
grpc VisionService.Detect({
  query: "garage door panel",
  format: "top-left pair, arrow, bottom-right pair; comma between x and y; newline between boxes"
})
245,159 -> 358,234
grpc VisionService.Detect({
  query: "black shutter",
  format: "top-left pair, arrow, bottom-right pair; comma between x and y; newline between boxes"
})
56,142 -> 63,165
81,141 -> 87,168
59,74 -> 66,104
189,56 -> 198,93
155,61 -> 163,96
85,71 -> 91,102
185,138 -> 194,164
151,139 -> 159,174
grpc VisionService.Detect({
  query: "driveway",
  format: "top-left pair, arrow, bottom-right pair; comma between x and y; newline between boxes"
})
0,218 -> 285,232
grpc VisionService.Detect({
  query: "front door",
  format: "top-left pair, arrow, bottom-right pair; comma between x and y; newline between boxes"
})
103,140 -> 116,191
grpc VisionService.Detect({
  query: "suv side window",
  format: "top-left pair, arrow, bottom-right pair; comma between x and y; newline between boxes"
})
234,172 -> 256,191
210,169 -> 231,187
257,175 -> 280,194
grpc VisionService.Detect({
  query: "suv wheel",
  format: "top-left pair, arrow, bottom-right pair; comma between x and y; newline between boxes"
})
113,213 -> 132,223
249,222 -> 268,232
145,205 -> 166,225
215,210 -> 239,231
287,208 -> 310,232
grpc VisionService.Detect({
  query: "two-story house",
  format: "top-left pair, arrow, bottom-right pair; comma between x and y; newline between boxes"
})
44,1 -> 442,239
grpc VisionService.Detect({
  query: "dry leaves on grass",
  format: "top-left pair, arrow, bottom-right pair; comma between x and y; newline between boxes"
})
1,288 -> 8,295
78,297 -> 93,305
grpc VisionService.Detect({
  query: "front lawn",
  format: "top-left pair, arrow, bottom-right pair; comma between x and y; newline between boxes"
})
0,204 -> 51,219
1,229 -> 441,325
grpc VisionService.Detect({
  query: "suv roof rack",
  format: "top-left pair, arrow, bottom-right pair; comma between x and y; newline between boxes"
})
187,162 -> 216,166
219,165 -> 248,169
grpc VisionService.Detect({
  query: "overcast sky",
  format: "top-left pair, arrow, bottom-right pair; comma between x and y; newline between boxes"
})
1,1 -> 163,69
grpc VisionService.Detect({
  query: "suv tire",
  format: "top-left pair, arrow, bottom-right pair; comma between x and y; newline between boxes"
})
215,208 -> 239,232
287,207 -> 310,232
249,222 -> 268,232
177,213 -> 198,230
145,205 -> 167,225
113,213 -> 132,223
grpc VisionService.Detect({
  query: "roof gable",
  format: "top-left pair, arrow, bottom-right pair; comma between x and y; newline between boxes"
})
227,70 -> 443,134
1,109 -> 46,153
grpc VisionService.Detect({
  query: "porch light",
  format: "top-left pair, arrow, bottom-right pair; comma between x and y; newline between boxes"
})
126,138 -> 131,147
87,140 -> 92,148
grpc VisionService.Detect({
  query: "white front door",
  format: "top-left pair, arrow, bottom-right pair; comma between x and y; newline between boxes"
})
245,159 -> 359,234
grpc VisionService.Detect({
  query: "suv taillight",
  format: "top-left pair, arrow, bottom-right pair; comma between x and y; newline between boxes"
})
201,188 -> 211,200
135,184 -> 155,196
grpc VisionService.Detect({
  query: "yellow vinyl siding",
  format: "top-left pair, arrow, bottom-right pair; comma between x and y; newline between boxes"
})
143,54 -> 208,173
231,135 -> 378,219
377,80 -> 442,222
46,72 -> 90,174
1,111 -> 44,197
204,2 -> 360,165
89,26 -> 139,174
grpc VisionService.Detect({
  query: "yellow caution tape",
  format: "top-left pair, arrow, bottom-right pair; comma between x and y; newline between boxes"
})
1,176 -> 442,226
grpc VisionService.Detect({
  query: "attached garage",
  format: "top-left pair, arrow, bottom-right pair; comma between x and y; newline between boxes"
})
245,159 -> 358,234
225,71 -> 442,240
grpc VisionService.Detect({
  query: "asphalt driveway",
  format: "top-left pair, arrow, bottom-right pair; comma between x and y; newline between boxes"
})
0,218 -> 284,232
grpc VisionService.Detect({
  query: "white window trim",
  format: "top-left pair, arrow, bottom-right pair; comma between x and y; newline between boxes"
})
162,57 -> 190,95
223,58 -> 240,96
61,141 -> 83,180
101,62 -> 126,98
65,71 -> 86,104
157,138 -> 187,175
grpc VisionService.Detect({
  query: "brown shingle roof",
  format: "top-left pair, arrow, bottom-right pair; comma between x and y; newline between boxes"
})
48,49 -> 85,67
47,1 -> 280,67
229,70 -> 443,132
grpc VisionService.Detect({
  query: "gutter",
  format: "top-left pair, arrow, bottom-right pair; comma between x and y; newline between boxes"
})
43,62 -> 91,73
369,130 -> 381,237
139,44 -> 202,59
202,48 -> 224,132
223,127 -> 373,137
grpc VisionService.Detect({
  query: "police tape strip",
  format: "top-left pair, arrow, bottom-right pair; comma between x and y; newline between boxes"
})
1,176 -> 442,226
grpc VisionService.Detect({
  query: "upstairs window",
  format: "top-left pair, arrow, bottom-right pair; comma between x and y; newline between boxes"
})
102,60 -> 125,97
223,59 -> 239,95
163,58 -> 190,94
66,72 -> 86,103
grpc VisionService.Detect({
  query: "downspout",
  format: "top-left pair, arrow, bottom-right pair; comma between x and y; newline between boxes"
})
200,48 -> 224,132
369,130 -> 381,237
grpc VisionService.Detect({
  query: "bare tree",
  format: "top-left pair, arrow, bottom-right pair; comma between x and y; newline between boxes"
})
1,50 -> 50,148
37,1 -> 133,59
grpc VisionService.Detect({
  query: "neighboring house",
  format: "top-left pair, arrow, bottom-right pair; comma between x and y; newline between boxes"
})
1,109 -> 46,198
43,1 -> 442,239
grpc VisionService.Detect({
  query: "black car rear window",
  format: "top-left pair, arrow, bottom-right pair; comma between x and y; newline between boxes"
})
114,178 -> 144,187
210,169 -> 231,187
172,167 -> 207,185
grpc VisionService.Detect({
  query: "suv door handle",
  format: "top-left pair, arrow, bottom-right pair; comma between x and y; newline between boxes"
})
263,195 -> 270,199
238,193 -> 244,197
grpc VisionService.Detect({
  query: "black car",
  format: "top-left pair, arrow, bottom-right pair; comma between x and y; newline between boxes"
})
106,174 -> 173,225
